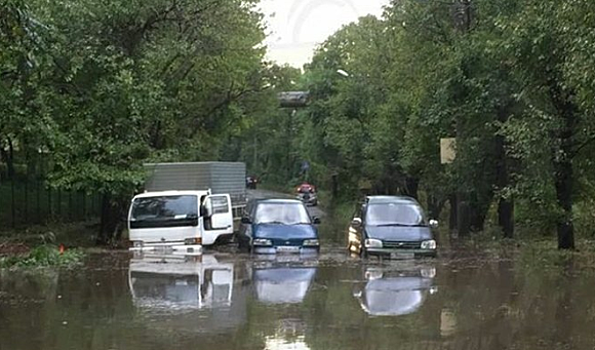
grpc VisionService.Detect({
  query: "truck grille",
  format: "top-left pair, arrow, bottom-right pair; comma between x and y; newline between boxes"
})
382,241 -> 421,249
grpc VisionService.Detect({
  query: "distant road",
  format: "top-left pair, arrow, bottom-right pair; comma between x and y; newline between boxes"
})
247,189 -> 326,219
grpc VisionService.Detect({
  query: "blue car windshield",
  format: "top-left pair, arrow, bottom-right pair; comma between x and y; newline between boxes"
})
366,203 -> 425,226
255,203 -> 311,225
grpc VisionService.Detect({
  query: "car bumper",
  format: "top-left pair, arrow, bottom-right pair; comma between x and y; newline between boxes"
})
253,246 -> 320,255
129,244 -> 202,254
366,248 -> 437,258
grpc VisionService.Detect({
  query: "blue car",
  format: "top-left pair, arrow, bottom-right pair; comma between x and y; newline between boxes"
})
238,199 -> 321,254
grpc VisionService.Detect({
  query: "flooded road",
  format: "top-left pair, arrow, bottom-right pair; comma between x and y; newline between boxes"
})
2,247 -> 595,350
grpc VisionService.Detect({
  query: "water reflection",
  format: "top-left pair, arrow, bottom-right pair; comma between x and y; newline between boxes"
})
354,264 -> 437,316
252,255 -> 318,304
265,335 -> 310,350
4,250 -> 595,350
127,252 -> 248,336
129,253 -> 234,311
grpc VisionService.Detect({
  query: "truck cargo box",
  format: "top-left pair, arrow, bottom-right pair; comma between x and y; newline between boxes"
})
144,162 -> 247,208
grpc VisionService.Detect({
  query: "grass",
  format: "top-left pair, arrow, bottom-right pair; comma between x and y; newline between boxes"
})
0,220 -> 100,268
0,244 -> 85,269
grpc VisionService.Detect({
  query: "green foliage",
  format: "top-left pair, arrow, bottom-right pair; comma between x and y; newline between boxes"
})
0,245 -> 85,268
1,0 -> 277,240
267,0 -> 595,247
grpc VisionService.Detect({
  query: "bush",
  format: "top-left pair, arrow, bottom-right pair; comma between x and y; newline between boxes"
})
0,245 -> 85,268
574,199 -> 595,238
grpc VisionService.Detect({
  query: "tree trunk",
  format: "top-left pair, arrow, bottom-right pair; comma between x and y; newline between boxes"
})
98,193 -> 124,245
6,137 -> 15,179
554,156 -> 574,249
496,104 -> 515,238
427,196 -> 445,221
547,75 -> 576,250
449,194 -> 458,232
498,199 -> 514,239
404,176 -> 419,199
150,120 -> 163,149
469,206 -> 488,233
457,200 -> 470,237
98,194 -> 111,245
331,174 -> 338,199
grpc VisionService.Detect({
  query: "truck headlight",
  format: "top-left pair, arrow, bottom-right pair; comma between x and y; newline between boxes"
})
421,240 -> 437,250
303,239 -> 319,247
253,239 -> 272,246
185,237 -> 202,245
364,239 -> 383,248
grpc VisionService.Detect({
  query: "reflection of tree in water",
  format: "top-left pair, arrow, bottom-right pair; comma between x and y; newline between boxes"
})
201,268 -> 213,301
277,318 -> 307,338
553,257 -> 574,349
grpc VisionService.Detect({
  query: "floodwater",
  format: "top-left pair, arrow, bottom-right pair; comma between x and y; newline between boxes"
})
2,246 -> 595,350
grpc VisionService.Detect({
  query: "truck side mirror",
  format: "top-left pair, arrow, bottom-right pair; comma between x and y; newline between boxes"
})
429,219 -> 439,229
351,218 -> 362,228
313,217 -> 321,225
201,198 -> 214,217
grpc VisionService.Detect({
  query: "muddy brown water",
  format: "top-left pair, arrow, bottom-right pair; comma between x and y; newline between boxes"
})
1,245 -> 595,350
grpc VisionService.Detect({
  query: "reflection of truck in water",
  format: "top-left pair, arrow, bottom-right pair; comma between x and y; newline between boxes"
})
128,253 -> 234,310
353,266 -> 437,316
128,162 -> 246,252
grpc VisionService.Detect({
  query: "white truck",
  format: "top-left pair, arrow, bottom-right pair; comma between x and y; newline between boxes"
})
128,162 -> 246,252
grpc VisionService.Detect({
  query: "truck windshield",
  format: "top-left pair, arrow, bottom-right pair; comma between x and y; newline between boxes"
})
366,203 -> 425,227
130,195 -> 198,229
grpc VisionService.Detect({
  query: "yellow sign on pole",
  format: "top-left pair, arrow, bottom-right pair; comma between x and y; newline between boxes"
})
440,138 -> 457,164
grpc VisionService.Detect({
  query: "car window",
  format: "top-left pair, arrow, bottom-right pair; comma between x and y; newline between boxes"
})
254,203 -> 311,225
210,196 -> 229,214
365,203 -> 425,226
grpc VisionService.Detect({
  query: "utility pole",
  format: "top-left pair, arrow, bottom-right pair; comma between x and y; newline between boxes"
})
278,92 -> 309,182
453,0 -> 472,237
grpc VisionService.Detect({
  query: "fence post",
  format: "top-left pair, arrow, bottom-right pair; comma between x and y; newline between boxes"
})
57,189 -> 62,218
82,191 -> 87,220
11,178 -> 15,228
68,191 -> 73,221
24,179 -> 28,224
48,187 -> 52,218
36,178 -> 41,224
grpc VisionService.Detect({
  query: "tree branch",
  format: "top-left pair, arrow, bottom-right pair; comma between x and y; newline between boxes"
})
572,134 -> 595,159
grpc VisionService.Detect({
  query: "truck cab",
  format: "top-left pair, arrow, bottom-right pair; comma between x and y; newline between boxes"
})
128,190 -> 234,252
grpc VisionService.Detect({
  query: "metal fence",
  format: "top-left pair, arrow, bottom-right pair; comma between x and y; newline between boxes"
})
0,178 -> 102,231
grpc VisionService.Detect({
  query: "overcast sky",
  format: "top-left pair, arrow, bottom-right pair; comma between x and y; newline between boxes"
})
259,0 -> 389,68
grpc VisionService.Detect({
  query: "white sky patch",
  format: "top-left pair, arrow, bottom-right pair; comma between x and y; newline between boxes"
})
259,0 -> 389,68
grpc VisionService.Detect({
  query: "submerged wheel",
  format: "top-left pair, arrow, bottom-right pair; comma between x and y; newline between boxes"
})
360,245 -> 368,259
